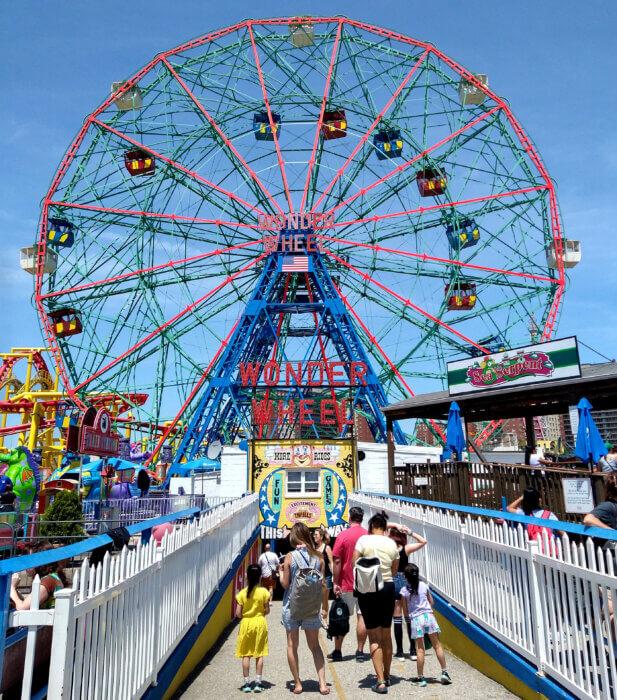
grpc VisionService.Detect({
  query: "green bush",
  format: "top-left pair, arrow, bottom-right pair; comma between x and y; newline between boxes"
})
39,490 -> 85,543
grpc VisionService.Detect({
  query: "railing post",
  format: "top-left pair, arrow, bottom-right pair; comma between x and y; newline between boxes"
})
149,549 -> 164,686
421,517 -> 430,584
459,523 -> 471,620
47,588 -> 77,699
527,540 -> 547,676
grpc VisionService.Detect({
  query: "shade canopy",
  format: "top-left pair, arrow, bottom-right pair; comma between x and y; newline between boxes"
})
574,397 -> 607,465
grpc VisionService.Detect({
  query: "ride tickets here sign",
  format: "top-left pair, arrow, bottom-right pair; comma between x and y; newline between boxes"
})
447,337 -> 581,396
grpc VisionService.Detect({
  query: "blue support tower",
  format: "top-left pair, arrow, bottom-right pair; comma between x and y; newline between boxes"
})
173,229 -> 406,463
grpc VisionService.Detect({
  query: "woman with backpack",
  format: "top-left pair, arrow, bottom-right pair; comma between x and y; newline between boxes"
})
507,487 -> 560,552
280,523 -> 329,695
352,511 -> 399,694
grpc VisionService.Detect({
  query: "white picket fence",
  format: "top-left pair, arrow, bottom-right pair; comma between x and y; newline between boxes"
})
350,493 -> 617,700
10,493 -> 258,699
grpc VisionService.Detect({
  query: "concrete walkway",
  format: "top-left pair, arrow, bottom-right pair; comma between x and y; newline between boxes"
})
175,602 -> 515,699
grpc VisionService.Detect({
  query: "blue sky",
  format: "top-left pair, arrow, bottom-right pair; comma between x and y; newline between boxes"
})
1,0 -> 615,367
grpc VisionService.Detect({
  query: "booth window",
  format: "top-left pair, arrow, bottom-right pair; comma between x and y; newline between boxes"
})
285,470 -> 321,497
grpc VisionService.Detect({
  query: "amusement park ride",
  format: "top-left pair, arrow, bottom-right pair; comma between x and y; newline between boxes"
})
16,17 -> 581,479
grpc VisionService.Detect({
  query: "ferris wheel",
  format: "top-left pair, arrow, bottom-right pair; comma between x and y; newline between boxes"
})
33,17 -> 571,447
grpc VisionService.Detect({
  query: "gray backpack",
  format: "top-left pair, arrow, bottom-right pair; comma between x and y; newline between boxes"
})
289,549 -> 323,620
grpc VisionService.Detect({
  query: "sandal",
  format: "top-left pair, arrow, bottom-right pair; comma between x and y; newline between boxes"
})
384,676 -> 391,687
371,681 -> 388,694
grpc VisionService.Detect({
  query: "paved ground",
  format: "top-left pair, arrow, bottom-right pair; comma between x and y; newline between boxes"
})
175,602 -> 516,699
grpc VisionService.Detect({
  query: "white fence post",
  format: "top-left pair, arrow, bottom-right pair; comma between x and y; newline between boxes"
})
47,588 -> 77,699
526,540 -> 547,676
459,523 -> 471,621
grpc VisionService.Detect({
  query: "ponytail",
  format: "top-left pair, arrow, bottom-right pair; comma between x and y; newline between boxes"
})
403,563 -> 420,596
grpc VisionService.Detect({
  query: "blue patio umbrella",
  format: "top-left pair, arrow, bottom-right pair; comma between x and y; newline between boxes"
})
574,397 -> 606,466
445,401 -> 466,460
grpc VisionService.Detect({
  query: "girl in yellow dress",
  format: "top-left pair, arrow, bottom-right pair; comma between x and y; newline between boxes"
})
236,563 -> 270,693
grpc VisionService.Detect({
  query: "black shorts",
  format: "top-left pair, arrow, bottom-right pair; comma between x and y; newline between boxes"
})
356,582 -> 396,630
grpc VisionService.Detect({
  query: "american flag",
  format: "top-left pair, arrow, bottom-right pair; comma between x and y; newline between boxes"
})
281,256 -> 309,272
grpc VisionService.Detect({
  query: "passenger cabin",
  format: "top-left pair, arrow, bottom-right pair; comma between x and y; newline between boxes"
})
458,74 -> 488,106
416,168 -> 447,197
111,82 -> 143,111
48,309 -> 82,338
546,239 -> 581,269
446,219 -> 479,249
124,150 -> 155,176
445,283 -> 477,311
469,335 -> 506,357
20,246 -> 58,275
321,110 -> 347,140
289,22 -> 314,47
46,218 -> 75,248
373,130 -> 403,160
253,112 -> 281,141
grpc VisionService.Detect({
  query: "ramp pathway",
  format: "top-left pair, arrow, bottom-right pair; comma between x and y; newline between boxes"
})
175,602 -> 515,699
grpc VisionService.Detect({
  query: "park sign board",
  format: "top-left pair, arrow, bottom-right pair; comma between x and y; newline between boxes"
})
447,336 -> 581,396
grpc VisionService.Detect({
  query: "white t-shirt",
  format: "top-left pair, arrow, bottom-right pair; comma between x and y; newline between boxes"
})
355,534 -> 399,583
258,552 -> 278,577
529,454 -> 542,467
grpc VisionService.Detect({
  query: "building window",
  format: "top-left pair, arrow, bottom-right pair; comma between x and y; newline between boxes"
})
285,470 -> 321,498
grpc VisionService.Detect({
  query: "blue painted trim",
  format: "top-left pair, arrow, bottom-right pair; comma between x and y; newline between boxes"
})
143,524 -> 260,700
432,591 -> 574,699
358,490 -> 617,541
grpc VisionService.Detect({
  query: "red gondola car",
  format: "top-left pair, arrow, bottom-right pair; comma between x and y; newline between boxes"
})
48,308 -> 82,338
321,110 -> 347,140
445,283 -> 476,311
416,168 -> 447,197
124,149 -> 156,176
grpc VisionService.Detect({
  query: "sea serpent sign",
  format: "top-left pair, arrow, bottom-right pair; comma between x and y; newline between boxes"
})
466,351 -> 554,389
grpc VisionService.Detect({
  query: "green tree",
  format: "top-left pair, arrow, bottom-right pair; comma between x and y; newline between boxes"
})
39,490 -> 85,543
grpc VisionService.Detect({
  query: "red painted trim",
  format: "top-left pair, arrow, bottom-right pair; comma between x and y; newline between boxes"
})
310,48 -> 429,213
144,319 -> 241,466
39,239 -> 262,300
72,254 -> 266,393
324,106 -> 502,217
300,20 -> 343,212
91,118 -> 267,217
325,251 -> 487,352
327,185 -> 549,229
318,235 -> 557,284
161,56 -> 284,216
47,200 -> 258,229
332,282 -> 446,443
248,24 -> 294,213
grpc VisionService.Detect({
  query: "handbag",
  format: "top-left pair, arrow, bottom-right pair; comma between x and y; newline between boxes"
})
353,540 -> 384,594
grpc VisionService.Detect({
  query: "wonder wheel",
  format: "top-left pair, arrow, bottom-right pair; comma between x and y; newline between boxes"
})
33,17 -> 567,448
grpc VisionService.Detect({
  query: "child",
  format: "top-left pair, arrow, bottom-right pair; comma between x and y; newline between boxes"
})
236,563 -> 270,693
400,563 -> 452,687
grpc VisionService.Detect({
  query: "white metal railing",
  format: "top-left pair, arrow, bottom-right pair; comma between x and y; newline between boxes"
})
10,494 -> 258,699
351,493 -> 617,700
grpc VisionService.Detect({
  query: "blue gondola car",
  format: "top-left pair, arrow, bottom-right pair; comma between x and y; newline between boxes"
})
373,130 -> 403,160
469,335 -> 506,357
253,111 -> 281,141
55,401 -> 80,430
446,219 -> 480,249
46,218 -> 75,248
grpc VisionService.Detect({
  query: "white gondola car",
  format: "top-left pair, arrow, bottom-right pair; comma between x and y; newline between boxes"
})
20,246 -> 58,275
111,82 -> 143,111
289,22 -> 314,47
546,239 -> 581,269
458,74 -> 488,105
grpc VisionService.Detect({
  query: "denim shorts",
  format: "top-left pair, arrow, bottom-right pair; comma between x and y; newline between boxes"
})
393,572 -> 406,601
281,606 -> 322,631
324,575 -> 333,590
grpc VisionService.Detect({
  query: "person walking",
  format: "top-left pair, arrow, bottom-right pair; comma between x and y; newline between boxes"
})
352,511 -> 399,694
280,523 -> 329,695
235,563 -> 270,693
258,542 -> 279,602
313,526 -> 334,628
331,506 -> 368,661
388,526 -> 427,659
400,563 -> 452,687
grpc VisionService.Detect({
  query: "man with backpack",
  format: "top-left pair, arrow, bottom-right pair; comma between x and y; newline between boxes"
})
330,506 -> 368,661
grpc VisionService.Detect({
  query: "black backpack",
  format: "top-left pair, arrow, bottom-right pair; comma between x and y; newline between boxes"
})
327,596 -> 350,640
